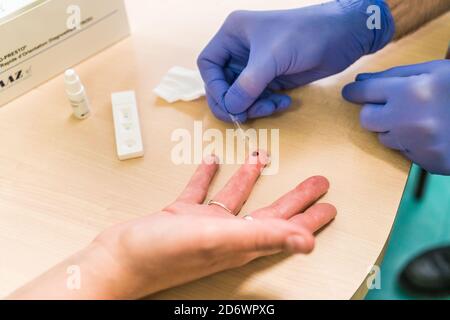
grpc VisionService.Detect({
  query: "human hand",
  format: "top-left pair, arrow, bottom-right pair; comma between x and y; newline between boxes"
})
91,152 -> 336,299
197,0 -> 394,122
343,60 -> 450,175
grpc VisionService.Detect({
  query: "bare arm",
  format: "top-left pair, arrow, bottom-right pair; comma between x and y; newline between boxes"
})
386,0 -> 450,39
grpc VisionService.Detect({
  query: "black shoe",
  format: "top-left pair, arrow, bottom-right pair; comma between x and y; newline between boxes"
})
399,245 -> 450,296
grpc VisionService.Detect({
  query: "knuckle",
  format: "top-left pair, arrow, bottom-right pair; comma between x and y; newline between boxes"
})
226,10 -> 248,24
405,76 -> 434,104
419,147 -> 450,175
415,118 -> 440,143
252,231 -> 274,251
254,207 -> 279,219
197,49 -> 214,70
196,53 -> 206,69
299,234 -> 316,254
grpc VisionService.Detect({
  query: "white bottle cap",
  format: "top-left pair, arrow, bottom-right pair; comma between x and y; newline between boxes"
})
64,69 -> 83,95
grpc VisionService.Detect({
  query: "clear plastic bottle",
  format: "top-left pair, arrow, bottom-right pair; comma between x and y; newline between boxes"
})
64,69 -> 91,119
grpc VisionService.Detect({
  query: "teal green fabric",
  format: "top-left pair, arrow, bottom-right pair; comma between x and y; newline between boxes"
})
366,165 -> 450,300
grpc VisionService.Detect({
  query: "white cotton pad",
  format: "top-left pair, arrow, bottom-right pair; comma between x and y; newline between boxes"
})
153,66 -> 206,103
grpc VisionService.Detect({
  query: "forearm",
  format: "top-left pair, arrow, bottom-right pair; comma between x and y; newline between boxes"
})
6,244 -> 132,300
386,0 -> 450,39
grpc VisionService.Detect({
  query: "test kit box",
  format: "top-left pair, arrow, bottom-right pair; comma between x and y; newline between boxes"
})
0,0 -> 130,106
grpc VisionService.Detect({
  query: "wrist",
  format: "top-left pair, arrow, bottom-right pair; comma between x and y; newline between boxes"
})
7,243 -> 134,300
337,0 -> 396,54
84,240 -> 156,300
74,243 -> 133,299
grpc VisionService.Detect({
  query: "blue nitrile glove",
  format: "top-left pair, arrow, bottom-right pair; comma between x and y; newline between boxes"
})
342,60 -> 450,175
198,0 -> 395,122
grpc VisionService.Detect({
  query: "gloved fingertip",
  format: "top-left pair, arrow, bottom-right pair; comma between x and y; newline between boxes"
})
277,95 -> 292,111
265,93 -> 292,112
355,73 -> 373,81
341,84 -> 354,102
248,100 -> 276,119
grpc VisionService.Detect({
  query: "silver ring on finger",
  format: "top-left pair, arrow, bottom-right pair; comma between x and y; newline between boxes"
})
207,200 -> 234,215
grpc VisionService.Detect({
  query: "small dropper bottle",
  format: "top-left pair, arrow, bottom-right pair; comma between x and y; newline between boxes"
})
64,69 -> 91,119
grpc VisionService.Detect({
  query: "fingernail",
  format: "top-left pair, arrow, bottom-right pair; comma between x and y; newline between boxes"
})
285,236 -> 307,253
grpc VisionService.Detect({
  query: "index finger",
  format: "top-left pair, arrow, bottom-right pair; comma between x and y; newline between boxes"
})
342,77 -> 401,104
176,155 -> 219,204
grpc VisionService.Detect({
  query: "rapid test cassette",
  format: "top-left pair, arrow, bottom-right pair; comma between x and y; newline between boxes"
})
111,91 -> 144,161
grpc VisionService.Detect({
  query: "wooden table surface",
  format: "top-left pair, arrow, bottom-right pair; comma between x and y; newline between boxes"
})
1,0 -> 449,299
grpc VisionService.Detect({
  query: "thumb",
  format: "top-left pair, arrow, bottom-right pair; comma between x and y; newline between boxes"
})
222,218 -> 315,254
224,53 -> 276,114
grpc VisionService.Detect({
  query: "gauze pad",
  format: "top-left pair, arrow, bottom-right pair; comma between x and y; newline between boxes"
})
153,66 -> 206,103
